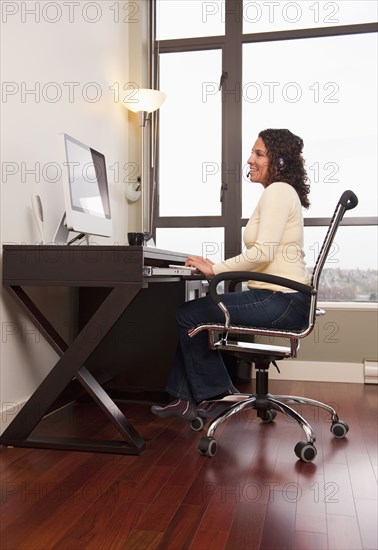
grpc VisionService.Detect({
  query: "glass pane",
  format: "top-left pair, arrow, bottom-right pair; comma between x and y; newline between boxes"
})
243,0 -> 378,34
156,227 -> 224,264
304,226 -> 378,301
242,33 -> 378,218
240,223 -> 378,301
159,50 -> 222,216
156,0 -> 225,40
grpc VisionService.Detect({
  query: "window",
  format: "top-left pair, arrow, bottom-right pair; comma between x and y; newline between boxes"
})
304,226 -> 378,301
242,33 -> 377,218
159,49 -> 222,216
156,227 -> 225,264
153,0 -> 377,302
156,0 -> 225,39
243,0 -> 378,33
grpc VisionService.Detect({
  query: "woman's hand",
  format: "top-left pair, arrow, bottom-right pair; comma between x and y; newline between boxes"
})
185,255 -> 215,277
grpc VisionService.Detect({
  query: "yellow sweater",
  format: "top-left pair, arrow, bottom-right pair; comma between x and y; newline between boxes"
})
212,182 -> 311,292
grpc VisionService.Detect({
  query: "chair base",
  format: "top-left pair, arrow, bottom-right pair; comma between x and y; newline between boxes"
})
193,391 -> 349,462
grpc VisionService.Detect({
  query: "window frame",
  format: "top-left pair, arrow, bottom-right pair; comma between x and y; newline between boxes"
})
151,0 -> 377,298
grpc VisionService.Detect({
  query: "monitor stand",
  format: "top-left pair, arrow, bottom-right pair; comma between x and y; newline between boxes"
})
53,213 -> 86,245
143,233 -> 156,247
53,213 -> 69,244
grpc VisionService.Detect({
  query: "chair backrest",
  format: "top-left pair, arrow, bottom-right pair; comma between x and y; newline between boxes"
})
303,190 -> 358,333
310,190 -> 358,292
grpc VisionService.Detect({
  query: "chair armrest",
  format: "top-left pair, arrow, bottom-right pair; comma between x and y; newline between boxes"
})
209,271 -> 314,305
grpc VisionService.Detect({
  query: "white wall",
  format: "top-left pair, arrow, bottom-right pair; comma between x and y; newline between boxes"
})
0,1 -> 144,432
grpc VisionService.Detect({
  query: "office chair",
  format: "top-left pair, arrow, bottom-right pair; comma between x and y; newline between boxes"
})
188,190 -> 358,462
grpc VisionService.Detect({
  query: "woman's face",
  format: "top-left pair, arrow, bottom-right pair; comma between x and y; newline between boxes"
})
247,137 -> 271,187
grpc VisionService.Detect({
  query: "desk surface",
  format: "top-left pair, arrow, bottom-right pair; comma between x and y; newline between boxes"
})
2,245 -> 190,286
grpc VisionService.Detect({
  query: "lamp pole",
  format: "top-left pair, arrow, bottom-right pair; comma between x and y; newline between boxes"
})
140,110 -> 148,237
123,88 -> 166,241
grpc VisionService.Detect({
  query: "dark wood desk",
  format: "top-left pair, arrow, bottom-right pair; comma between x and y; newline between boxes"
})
1,245 -> 204,455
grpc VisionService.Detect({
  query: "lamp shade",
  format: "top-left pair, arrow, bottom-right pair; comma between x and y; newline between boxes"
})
124,88 -> 167,114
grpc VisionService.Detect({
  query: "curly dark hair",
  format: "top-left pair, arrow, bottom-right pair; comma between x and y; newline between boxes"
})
258,128 -> 310,209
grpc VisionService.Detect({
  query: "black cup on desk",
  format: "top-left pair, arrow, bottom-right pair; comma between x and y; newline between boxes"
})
128,232 -> 145,246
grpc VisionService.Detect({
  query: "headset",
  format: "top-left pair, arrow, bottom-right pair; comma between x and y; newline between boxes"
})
277,156 -> 285,167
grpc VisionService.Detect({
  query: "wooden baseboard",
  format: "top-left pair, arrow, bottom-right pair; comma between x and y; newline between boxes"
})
364,360 -> 378,384
256,360 -> 364,383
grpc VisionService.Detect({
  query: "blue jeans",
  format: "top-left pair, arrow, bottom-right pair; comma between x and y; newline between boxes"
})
166,289 -> 310,402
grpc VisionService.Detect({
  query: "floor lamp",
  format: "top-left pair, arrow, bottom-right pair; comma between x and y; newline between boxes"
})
124,88 -> 166,239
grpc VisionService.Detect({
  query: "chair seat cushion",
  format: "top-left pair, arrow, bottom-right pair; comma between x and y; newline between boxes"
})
213,339 -> 292,358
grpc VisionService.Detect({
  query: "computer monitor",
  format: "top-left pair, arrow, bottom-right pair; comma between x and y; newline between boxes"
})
54,133 -> 112,243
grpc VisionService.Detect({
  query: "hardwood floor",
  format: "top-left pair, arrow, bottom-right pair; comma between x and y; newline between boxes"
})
1,380 -> 377,550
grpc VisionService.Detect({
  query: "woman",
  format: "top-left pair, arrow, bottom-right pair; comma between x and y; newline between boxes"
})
151,128 -> 311,421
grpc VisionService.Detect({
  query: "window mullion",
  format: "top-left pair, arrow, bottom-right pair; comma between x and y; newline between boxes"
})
222,0 -> 243,259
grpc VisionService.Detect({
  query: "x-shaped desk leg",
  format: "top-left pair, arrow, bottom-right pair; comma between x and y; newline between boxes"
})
1,284 -> 146,455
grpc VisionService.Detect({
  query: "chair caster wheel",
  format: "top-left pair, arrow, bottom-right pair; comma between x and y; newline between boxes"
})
190,416 -> 205,431
260,409 -> 277,423
198,437 -> 217,457
294,441 -> 317,462
330,420 -> 349,438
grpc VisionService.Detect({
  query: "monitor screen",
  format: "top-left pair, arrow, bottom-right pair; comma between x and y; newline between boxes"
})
61,134 -> 112,238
